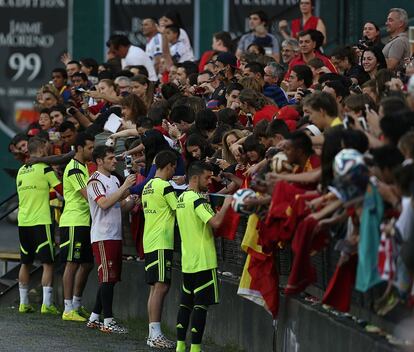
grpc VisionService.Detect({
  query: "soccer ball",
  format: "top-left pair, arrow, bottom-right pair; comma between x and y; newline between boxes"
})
232,188 -> 256,215
330,149 -> 369,201
271,152 -> 293,173
333,149 -> 365,177
105,137 -> 115,147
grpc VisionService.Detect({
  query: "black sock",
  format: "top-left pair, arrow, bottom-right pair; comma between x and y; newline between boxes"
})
176,303 -> 193,341
190,305 -> 208,345
92,286 -> 102,315
100,282 -> 115,318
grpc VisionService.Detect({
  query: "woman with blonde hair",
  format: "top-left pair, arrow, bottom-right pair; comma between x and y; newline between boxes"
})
239,76 -> 264,93
38,84 -> 62,109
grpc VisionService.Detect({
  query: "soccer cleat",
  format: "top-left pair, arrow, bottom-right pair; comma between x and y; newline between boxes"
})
86,319 -> 103,330
100,320 -> 128,334
377,291 -> 399,316
41,304 -> 61,315
176,340 -> 186,352
62,310 -> 87,322
147,334 -> 176,349
19,303 -> 35,313
77,306 -> 90,319
189,344 -> 203,352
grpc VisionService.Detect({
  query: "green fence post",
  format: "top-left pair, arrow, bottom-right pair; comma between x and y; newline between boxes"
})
199,0 -> 225,56
72,0 -> 105,62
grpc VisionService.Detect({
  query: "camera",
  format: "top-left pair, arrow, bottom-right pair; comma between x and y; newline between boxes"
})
350,83 -> 362,95
48,131 -> 60,142
358,116 -> 368,131
297,88 -> 311,97
125,155 -> 133,169
357,37 -> 373,51
207,157 -> 218,164
343,115 -> 368,131
75,87 -> 87,95
124,155 -> 134,177
67,106 -> 77,115
343,115 -> 353,130
246,113 -> 253,127
193,86 -> 207,96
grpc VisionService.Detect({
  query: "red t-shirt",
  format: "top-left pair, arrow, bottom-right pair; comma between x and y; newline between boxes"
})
291,16 -> 320,39
88,101 -> 106,115
253,105 -> 279,126
293,154 -> 321,174
292,154 -> 321,190
285,51 -> 337,80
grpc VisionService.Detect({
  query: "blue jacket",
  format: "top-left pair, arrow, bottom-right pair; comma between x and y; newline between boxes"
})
263,84 -> 289,108
129,154 -> 186,195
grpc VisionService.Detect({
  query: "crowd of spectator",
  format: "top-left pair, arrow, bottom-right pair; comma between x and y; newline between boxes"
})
8,4 -> 414,349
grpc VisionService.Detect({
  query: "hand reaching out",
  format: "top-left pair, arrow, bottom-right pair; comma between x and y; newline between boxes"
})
123,174 -> 136,189
61,52 -> 72,65
230,143 -> 242,158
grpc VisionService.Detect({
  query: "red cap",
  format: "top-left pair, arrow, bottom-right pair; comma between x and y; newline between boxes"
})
27,128 -> 40,136
277,106 -> 300,121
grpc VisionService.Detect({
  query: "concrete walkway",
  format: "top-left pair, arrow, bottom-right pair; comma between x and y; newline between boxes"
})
0,306 -> 238,352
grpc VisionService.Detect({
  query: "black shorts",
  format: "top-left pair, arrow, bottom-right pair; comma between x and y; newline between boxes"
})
60,226 -> 93,264
144,249 -> 173,285
181,268 -> 219,306
18,225 -> 55,264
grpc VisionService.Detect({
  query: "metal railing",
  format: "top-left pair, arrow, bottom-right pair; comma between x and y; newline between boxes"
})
0,193 -> 18,222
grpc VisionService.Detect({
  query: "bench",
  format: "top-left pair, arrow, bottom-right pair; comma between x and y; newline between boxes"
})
0,252 -> 20,276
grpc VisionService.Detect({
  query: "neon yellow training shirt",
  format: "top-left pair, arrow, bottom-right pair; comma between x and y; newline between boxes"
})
16,162 -> 60,226
59,158 -> 90,227
330,117 -> 342,127
176,190 -> 217,273
142,177 -> 177,253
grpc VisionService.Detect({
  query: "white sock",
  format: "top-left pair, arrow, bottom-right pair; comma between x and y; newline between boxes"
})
64,299 -> 73,313
104,317 -> 114,327
149,322 -> 162,338
19,284 -> 29,305
89,312 -> 100,322
42,286 -> 53,307
72,296 -> 82,310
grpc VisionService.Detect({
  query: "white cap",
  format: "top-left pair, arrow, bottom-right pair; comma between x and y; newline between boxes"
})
305,124 -> 322,136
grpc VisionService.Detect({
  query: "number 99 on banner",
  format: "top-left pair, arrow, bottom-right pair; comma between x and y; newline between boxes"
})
8,53 -> 42,82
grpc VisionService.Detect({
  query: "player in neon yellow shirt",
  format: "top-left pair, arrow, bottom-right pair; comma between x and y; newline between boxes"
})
16,137 -> 62,314
142,150 -> 178,349
60,133 -> 95,322
175,161 -> 232,352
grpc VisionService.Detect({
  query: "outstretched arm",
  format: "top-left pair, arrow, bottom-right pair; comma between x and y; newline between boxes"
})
27,150 -> 76,166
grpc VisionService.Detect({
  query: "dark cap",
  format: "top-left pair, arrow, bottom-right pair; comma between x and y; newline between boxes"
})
216,52 -> 237,68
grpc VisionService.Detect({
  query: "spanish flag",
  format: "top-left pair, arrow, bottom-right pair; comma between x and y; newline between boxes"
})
237,214 -> 279,318
215,206 -> 240,240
